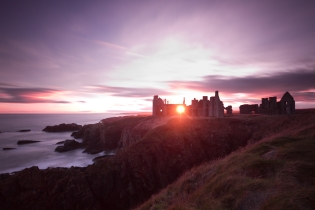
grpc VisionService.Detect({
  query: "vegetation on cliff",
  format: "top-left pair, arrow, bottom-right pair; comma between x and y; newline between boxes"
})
135,118 -> 315,210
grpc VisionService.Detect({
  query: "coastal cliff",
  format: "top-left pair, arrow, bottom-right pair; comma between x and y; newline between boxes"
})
1,113 -> 315,209
73,116 -> 174,153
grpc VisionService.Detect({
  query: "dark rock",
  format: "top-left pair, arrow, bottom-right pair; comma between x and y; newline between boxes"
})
0,173 -> 10,180
64,139 -> 80,147
55,139 -> 84,152
43,123 -> 82,132
17,140 -> 41,145
72,124 -> 94,139
80,116 -> 149,151
55,140 -> 65,145
71,131 -> 80,138
17,129 -> 31,132
0,166 -> 102,209
92,154 -> 113,162
3,148 -> 16,150
83,146 -> 104,154
69,166 -> 87,170
55,146 -> 70,152
71,123 -> 94,139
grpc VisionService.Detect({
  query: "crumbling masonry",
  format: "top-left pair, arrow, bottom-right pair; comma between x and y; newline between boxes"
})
239,91 -> 295,115
153,91 -> 231,117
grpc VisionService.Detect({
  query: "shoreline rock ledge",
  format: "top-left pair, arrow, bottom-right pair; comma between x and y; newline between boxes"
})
43,123 -> 82,132
17,140 -> 41,145
17,129 -> 31,132
3,148 -> 16,150
55,139 -> 84,152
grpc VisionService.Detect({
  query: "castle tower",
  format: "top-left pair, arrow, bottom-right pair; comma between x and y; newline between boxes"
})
202,96 -> 208,117
152,95 -> 165,116
214,91 -> 224,117
152,95 -> 159,116
280,92 -> 295,115
191,98 -> 198,116
269,97 -> 277,114
209,96 -> 214,116
261,98 -> 269,109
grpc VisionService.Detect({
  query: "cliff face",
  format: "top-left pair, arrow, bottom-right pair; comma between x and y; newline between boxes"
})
88,118 -> 255,209
117,116 -> 174,148
75,116 -> 173,153
0,116 -> 257,209
73,116 -> 148,152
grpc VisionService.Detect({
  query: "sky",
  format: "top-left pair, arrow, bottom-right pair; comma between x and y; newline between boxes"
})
1,0 -> 315,113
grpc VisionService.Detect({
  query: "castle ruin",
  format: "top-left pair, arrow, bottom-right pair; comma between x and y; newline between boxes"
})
153,91 -> 230,117
239,104 -> 259,114
239,91 -> 295,115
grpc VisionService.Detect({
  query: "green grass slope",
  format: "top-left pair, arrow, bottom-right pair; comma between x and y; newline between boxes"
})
135,117 -> 315,210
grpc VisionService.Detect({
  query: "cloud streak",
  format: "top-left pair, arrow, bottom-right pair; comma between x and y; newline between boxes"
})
0,86 -> 71,103
88,85 -> 172,98
1,1 -> 315,112
168,70 -> 315,96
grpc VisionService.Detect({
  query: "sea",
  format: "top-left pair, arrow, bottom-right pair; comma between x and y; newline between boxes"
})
0,113 -> 117,174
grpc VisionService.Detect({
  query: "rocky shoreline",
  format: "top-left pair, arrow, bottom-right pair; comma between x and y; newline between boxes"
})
2,113 -> 313,209
43,123 -> 82,132
39,117 -> 153,154
0,115 -> 254,209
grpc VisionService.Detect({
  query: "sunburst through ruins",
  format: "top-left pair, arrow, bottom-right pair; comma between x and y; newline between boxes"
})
153,91 -> 295,117
176,105 -> 185,114
152,91 -> 228,117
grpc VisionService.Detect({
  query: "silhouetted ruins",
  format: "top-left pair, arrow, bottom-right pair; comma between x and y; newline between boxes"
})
239,92 -> 295,115
153,91 -> 231,117
153,91 -> 295,117
239,104 -> 259,114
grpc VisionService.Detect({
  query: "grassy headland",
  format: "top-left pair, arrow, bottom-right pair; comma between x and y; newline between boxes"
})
135,113 -> 315,210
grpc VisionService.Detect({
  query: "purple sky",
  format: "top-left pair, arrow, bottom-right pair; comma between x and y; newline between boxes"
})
1,0 -> 315,113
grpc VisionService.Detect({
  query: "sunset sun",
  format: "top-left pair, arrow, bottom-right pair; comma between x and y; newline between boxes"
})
176,105 -> 185,114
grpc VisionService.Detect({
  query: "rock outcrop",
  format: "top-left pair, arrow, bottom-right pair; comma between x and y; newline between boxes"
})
65,116 -> 160,153
73,116 -> 160,153
117,116 -> 173,148
55,139 -> 84,152
70,131 -> 80,138
74,116 -> 173,154
3,148 -> 16,150
43,123 -> 82,132
17,140 -> 41,145
17,129 -> 31,132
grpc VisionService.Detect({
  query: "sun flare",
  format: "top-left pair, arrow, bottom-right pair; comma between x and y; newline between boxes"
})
176,105 -> 185,114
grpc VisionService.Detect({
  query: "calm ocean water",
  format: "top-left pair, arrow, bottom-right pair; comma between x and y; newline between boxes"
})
0,113 -> 117,174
